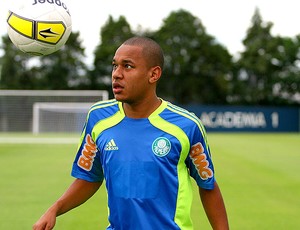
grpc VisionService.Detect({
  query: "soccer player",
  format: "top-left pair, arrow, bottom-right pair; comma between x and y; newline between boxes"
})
33,36 -> 229,230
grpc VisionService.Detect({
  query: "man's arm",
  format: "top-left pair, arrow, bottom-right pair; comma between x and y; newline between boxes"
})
33,178 -> 102,230
199,181 -> 229,230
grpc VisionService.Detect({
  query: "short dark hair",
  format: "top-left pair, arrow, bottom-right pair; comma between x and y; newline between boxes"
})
122,36 -> 164,70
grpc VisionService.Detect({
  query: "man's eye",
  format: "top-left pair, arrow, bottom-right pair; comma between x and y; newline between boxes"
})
125,64 -> 133,69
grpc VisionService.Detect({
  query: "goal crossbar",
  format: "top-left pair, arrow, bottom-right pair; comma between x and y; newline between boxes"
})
0,90 -> 109,97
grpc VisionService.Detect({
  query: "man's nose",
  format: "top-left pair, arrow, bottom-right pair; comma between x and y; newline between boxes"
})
112,66 -> 122,80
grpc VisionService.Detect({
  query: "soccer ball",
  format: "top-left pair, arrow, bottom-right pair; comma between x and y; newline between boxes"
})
6,0 -> 72,56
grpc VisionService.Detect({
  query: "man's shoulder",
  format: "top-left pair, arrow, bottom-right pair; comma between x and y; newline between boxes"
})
163,100 -> 203,127
88,99 -> 120,117
165,101 -> 196,118
90,99 -> 119,109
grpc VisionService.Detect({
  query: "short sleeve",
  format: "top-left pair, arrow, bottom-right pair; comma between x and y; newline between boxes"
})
186,122 -> 215,189
71,117 -> 104,182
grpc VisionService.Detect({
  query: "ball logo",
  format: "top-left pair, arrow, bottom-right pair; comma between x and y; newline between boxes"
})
7,12 -> 66,45
152,137 -> 171,157
36,22 -> 65,44
32,0 -> 71,16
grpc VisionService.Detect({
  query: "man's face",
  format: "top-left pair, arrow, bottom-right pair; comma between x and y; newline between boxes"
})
111,45 -> 153,104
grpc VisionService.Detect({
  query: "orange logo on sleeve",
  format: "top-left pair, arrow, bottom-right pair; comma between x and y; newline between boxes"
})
77,134 -> 97,171
189,142 -> 213,180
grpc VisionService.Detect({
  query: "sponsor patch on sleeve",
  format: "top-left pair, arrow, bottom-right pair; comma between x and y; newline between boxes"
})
189,142 -> 213,180
77,134 -> 97,171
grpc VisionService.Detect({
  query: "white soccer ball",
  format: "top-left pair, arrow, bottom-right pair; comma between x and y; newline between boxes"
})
6,0 -> 72,56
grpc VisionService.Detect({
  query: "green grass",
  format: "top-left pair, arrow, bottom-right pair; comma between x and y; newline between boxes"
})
0,133 -> 299,229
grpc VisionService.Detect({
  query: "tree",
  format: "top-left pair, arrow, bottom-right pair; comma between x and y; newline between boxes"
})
271,35 -> 300,104
233,8 -> 300,105
153,9 -> 233,104
0,31 -> 87,89
0,35 -> 35,89
37,31 -> 88,89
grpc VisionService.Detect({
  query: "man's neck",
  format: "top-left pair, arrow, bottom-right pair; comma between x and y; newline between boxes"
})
122,97 -> 162,119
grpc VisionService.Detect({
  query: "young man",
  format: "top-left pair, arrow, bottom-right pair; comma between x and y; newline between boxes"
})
33,36 -> 229,230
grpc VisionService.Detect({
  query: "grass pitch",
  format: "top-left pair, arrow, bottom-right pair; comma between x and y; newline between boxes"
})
0,132 -> 299,229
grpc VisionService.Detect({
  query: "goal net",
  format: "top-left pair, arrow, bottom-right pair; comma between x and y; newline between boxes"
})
0,90 -> 109,133
33,102 -> 93,133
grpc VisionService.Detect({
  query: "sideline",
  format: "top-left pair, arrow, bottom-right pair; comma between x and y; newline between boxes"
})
0,136 -> 79,144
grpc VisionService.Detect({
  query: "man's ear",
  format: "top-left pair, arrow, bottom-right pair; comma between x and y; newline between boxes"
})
149,66 -> 162,83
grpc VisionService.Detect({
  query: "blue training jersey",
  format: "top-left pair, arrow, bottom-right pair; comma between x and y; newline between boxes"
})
71,99 -> 215,230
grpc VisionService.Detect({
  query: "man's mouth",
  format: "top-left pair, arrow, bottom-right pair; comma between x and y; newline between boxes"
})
112,82 -> 123,94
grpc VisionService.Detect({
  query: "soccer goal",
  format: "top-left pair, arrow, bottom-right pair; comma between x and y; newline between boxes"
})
0,90 -> 109,133
32,102 -> 93,134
